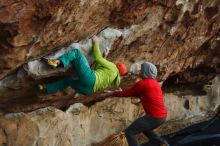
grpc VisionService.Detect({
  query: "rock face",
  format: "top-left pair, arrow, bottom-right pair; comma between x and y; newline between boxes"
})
0,0 -> 219,112
0,0 -> 220,146
0,0 -> 145,79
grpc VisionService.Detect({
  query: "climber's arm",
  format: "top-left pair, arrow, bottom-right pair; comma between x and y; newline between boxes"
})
113,82 -> 141,97
92,36 -> 114,69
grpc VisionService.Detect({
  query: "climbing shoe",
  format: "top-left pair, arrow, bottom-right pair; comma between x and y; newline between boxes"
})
47,59 -> 59,68
38,84 -> 45,91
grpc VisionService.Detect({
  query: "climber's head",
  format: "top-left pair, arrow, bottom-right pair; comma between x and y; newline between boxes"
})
141,62 -> 157,79
116,62 -> 127,76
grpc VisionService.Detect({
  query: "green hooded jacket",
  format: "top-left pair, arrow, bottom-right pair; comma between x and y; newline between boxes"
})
93,42 -> 120,92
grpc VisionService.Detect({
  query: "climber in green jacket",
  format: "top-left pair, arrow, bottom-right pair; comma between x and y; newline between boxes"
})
38,35 -> 127,96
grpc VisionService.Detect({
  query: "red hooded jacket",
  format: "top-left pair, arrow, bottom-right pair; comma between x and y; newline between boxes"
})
113,78 -> 167,118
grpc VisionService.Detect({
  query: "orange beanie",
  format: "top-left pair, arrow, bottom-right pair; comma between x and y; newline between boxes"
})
116,62 -> 127,76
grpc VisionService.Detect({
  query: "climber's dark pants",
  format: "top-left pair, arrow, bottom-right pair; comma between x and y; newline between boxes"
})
125,115 -> 168,146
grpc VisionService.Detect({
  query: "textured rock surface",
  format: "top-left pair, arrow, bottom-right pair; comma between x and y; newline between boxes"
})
0,0 -> 220,145
0,0 -> 150,79
0,0 -> 219,111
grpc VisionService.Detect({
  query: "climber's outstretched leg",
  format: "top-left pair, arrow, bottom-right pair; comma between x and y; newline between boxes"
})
47,49 -> 95,86
39,49 -> 95,95
44,78 -> 70,94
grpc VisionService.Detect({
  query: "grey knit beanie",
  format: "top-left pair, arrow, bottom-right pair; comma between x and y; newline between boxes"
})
141,62 -> 157,79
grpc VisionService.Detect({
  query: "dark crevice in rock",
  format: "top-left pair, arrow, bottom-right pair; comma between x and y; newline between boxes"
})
162,65 -> 217,95
0,23 -> 17,51
205,5 -> 219,20
60,105 -> 70,112
184,99 -> 190,110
